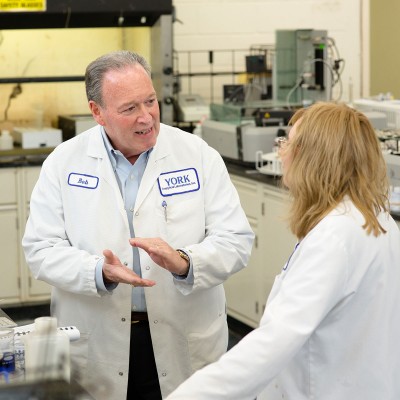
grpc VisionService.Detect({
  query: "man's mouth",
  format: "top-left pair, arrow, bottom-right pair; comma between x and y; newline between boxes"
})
135,127 -> 152,135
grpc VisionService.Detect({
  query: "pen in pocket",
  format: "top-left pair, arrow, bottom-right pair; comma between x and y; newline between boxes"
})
162,200 -> 167,222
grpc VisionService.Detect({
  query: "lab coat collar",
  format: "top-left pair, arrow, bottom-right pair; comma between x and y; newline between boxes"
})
85,124 -> 171,212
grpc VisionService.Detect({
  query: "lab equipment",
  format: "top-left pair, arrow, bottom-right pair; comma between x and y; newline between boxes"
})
0,328 -> 15,374
384,153 -> 400,187
12,127 -> 62,149
274,29 -> 334,105
13,321 -> 80,375
389,186 -> 400,213
23,317 -> 70,382
353,99 -> 400,129
0,130 -> 13,150
58,114 -> 97,142
201,119 -> 282,165
201,102 -> 291,165
255,151 -> 282,176
176,94 -> 210,122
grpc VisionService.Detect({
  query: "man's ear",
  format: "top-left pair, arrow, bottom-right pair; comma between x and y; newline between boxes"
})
89,101 -> 105,126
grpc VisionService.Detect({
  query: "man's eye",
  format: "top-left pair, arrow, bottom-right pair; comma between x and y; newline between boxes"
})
124,106 -> 135,113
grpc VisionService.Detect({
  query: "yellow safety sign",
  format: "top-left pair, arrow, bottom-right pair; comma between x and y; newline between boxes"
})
0,0 -> 46,12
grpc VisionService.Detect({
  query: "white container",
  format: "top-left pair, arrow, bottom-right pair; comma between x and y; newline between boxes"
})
24,317 -> 70,382
390,186 -> 400,213
0,130 -> 14,150
192,122 -> 202,138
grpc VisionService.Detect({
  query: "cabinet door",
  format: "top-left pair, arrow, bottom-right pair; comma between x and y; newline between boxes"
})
22,167 -> 52,299
260,187 -> 297,313
224,217 -> 260,328
0,209 -> 20,301
225,175 -> 262,328
0,169 -> 17,204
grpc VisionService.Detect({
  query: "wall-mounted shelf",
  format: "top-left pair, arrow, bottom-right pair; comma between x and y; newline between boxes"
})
0,0 -> 172,29
0,77 -> 84,84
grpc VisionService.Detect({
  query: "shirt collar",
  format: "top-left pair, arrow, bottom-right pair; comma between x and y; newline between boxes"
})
100,126 -> 152,167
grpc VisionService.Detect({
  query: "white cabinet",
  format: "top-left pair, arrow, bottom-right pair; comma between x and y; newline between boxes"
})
225,174 -> 297,328
0,168 -> 20,303
0,166 -> 51,306
20,167 -> 52,301
224,176 -> 262,327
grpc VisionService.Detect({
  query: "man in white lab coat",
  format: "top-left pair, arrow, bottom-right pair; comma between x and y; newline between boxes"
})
166,102 -> 400,400
22,50 -> 254,399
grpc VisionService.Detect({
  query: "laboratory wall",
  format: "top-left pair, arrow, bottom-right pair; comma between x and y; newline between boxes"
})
0,27 -> 151,128
370,0 -> 400,98
0,0 -> 369,129
172,0 -> 368,104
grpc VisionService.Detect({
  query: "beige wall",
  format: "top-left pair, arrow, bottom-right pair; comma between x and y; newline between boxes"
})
0,27 -> 151,130
370,0 -> 400,97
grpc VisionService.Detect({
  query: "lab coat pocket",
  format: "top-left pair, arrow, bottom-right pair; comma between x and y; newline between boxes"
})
156,193 -> 204,245
187,314 -> 228,373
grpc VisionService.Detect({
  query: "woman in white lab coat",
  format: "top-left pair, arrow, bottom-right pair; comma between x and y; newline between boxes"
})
166,102 -> 400,400
22,52 -> 254,399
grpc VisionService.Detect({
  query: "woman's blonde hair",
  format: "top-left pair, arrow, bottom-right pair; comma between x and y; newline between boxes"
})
284,102 -> 389,239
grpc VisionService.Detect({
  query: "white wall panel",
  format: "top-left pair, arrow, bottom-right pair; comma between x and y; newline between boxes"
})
173,0 -> 365,105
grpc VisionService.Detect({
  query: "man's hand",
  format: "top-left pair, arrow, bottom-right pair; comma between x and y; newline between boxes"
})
102,249 -> 156,287
130,237 -> 189,276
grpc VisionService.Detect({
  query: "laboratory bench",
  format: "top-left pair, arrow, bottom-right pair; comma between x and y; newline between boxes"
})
0,150 -> 399,328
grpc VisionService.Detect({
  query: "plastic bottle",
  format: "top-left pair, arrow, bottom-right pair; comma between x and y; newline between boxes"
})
0,130 -> 13,150
24,317 -> 70,382
192,122 -> 202,138
390,186 -> 400,213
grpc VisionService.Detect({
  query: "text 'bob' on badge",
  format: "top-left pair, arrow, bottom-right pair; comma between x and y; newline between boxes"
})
68,173 -> 99,189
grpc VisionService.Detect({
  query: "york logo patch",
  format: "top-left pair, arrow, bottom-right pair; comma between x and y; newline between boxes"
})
158,168 -> 200,197
68,173 -> 99,189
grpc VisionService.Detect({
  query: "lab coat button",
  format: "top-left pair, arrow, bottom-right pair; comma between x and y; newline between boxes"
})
154,320 -> 158,324
123,261 -> 128,266
135,211 -> 139,216
130,206 -> 134,212
121,318 -> 126,322
119,372 -> 123,376
162,372 -> 167,377
146,266 -> 150,270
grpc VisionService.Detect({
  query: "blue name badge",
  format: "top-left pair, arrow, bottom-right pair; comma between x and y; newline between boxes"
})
158,168 -> 200,197
68,172 -> 99,189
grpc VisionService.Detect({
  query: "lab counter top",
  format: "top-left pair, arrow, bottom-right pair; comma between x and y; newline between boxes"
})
224,159 -> 400,222
224,159 -> 282,187
0,147 -> 54,168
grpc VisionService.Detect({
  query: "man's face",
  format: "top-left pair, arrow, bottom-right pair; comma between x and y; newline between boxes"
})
89,64 -> 160,163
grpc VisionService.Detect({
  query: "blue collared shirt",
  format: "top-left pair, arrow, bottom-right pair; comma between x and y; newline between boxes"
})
95,127 -> 150,311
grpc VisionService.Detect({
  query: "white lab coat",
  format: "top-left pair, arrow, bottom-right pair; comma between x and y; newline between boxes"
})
22,123 -> 254,399
166,199 -> 400,400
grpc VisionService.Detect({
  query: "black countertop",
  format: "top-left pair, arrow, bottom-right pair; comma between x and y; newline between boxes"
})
224,160 -> 400,222
0,147 -> 53,168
